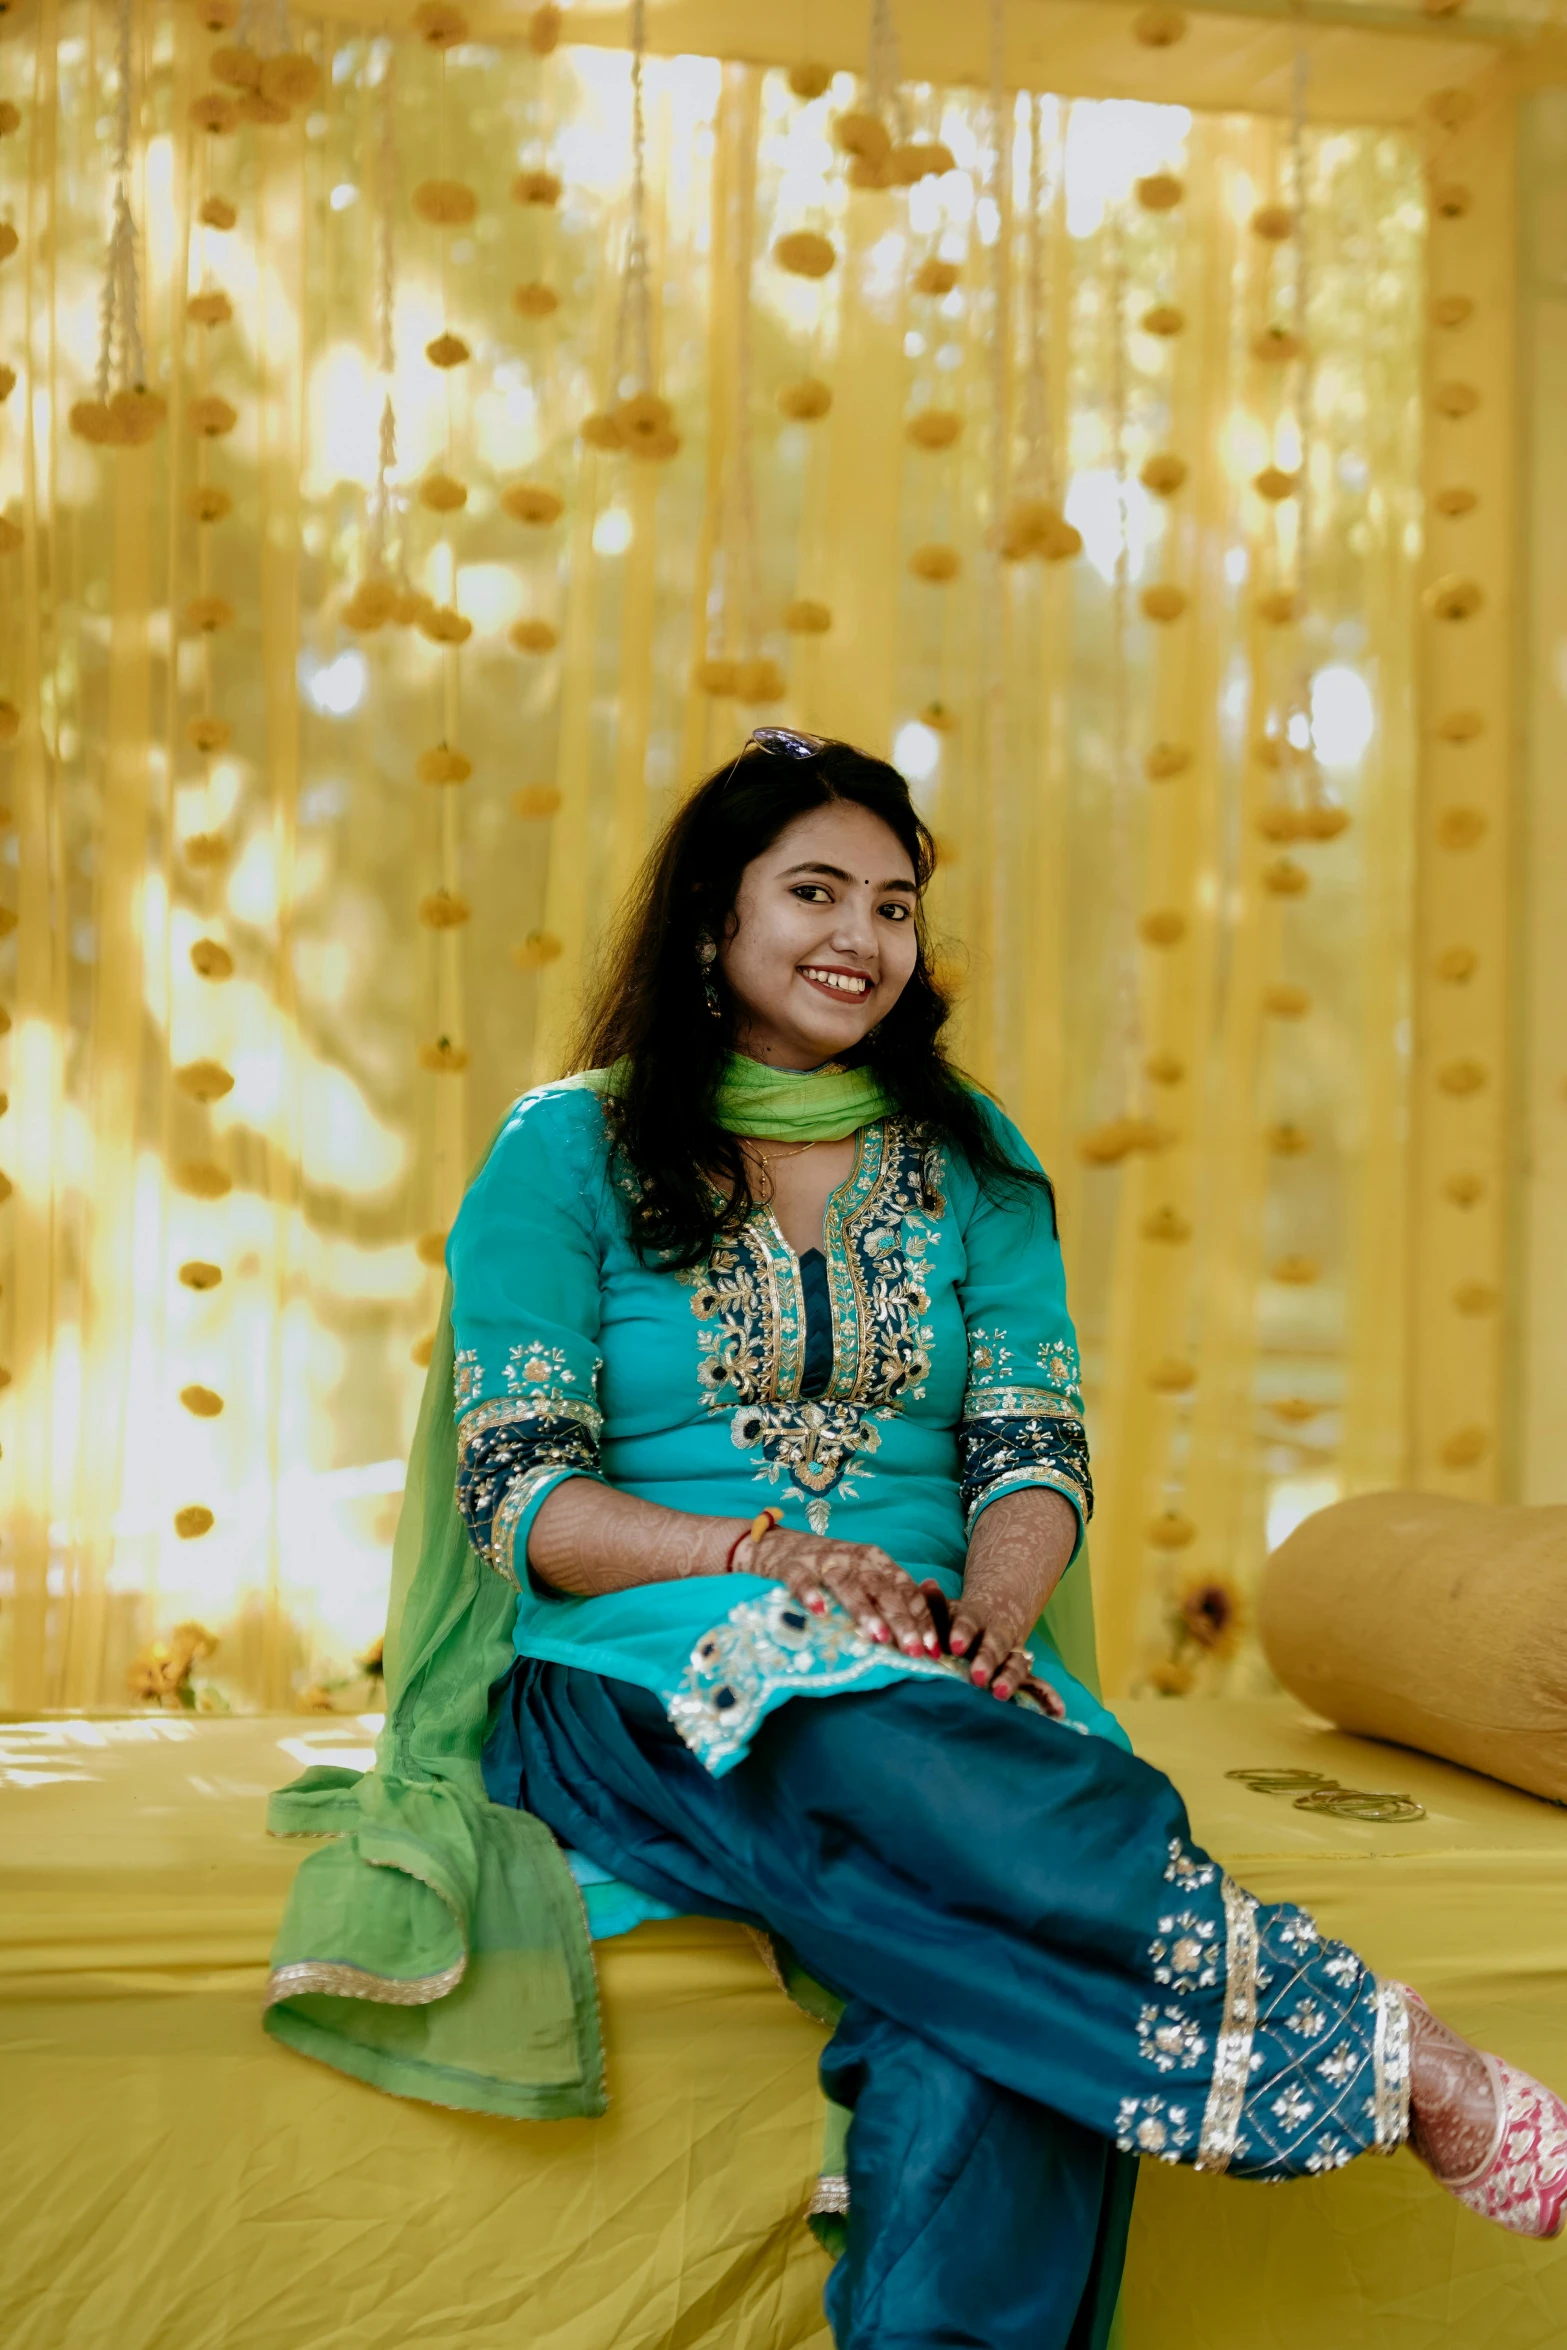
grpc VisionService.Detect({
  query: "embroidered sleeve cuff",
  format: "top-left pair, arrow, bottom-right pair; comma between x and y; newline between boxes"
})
965,1467 -> 1089,1556
456,1396 -> 604,1589
958,1392 -> 1093,1546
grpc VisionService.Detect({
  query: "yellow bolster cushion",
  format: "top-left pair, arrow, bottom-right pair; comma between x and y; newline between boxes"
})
1259,1491 -> 1567,1805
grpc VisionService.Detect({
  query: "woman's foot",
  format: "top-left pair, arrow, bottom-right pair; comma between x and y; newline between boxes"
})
1405,1988 -> 1567,2238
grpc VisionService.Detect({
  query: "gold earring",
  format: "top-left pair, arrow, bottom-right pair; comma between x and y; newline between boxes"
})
697,936 -> 721,1018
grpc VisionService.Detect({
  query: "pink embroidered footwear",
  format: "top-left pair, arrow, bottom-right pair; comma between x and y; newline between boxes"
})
1403,1987 -> 1567,2239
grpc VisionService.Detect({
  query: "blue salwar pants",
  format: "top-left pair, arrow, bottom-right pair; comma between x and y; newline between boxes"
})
485,1665 -> 1408,2350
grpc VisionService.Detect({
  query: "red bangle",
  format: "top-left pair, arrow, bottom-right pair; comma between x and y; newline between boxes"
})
725,1506 -> 782,1574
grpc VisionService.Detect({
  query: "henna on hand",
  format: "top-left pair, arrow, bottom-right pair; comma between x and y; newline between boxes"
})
945,1486 -> 1078,1711
757,1526 -> 942,1658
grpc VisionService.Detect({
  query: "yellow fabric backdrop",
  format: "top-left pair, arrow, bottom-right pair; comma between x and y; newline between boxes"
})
0,2 -> 1531,1711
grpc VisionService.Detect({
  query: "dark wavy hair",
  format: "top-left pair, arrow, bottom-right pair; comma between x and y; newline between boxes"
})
567,734 -> 1054,1265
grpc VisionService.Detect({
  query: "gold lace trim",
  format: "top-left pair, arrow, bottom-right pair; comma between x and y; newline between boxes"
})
1372,1976 -> 1412,2153
744,1925 -> 789,1995
265,1952 -> 467,2009
964,1463 -> 1089,1530
961,1385 -> 1083,1424
809,2172 -> 850,2217
457,1389 -> 602,1465
1195,1876 -> 1260,2173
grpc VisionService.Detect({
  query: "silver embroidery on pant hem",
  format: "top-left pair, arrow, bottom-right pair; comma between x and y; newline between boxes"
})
1195,1876 -> 1261,2173
1371,1976 -> 1412,2152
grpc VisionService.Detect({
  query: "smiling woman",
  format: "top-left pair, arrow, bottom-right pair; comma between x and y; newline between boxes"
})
718,801 -> 918,1064
268,733 -> 1563,2350
566,730 -> 1053,1270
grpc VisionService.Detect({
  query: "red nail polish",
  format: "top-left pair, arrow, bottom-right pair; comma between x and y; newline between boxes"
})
807,1595 -> 827,1613
924,1635 -> 941,1654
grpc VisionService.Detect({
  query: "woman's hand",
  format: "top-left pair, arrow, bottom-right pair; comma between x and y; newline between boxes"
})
752,1526 -> 943,1660
921,1578 -> 1066,1716
937,1487 -> 1080,1715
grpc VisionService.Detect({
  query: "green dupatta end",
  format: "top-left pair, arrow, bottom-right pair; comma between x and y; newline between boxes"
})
263,1283 -> 604,2116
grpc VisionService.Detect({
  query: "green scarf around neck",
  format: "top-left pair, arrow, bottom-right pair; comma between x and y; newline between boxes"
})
585,1051 -> 890,1141
713,1053 -> 890,1139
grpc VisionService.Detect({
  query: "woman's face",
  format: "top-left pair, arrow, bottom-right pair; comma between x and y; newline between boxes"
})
718,800 -> 921,1069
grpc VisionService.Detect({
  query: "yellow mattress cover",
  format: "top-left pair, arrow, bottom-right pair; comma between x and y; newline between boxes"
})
1,1699 -> 1564,2350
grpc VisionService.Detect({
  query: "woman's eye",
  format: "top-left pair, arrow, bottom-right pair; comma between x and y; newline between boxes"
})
879,902 -> 912,922
791,884 -> 833,904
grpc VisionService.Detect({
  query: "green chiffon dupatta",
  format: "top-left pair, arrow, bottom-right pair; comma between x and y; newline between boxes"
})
586,1050 -> 892,1141
263,1282 -> 605,2115
708,1053 -> 891,1139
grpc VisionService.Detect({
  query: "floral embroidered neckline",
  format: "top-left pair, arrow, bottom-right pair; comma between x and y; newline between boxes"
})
683,1118 -> 940,1531
752,1123 -> 871,1303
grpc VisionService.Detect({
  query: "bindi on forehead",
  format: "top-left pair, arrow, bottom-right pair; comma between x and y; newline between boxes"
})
780,858 -> 916,894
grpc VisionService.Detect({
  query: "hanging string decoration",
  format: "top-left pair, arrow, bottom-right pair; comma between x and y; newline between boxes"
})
199,0 -> 322,132
1136,127 -> 1193,815
513,3 -> 564,321
69,0 -> 164,448
501,11 -> 567,849
342,50 -> 429,633
998,94 -> 1080,563
0,98 -> 17,506
0,101 -> 19,582
834,0 -> 951,192
1254,32 -> 1347,853
774,59 -> 840,429
581,0 -> 679,462
418,31 -> 473,927
170,0 -> 263,1551
1078,199 -> 1160,1170
1420,73 -> 1499,1450
0,80 -> 15,1382
407,13 -> 484,1358
696,74 -> 780,706
1079,134 -> 1196,1171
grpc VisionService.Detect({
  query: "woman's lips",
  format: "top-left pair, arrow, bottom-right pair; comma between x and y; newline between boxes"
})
798,964 -> 873,1002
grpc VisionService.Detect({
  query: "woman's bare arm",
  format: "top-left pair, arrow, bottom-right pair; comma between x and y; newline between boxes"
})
943,1486 -> 1080,1702
527,1477 -> 746,1593
526,1477 -> 941,1653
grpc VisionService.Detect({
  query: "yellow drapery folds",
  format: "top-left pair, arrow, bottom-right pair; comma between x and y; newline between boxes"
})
0,3 -> 1523,1711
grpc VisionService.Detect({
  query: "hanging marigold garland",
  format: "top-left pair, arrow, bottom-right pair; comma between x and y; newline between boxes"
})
831,0 -> 952,194
997,95 -> 1080,564
580,0 -> 680,462
69,0 -> 166,449
694,69 -> 785,708
0,82 -> 18,1389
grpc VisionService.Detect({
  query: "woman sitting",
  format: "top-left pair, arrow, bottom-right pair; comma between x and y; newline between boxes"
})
274,733 -> 1567,2350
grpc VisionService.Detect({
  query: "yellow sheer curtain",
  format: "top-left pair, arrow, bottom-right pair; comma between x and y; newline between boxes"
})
0,3 -> 1499,1712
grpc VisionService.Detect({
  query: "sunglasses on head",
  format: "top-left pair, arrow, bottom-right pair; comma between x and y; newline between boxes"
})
746,726 -> 829,759
717,725 -> 831,793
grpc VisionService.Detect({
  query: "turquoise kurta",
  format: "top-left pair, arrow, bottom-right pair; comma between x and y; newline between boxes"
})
448,1077 -> 1109,1777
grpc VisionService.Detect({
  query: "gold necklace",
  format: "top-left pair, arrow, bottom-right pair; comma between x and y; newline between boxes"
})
746,1137 -> 819,1165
